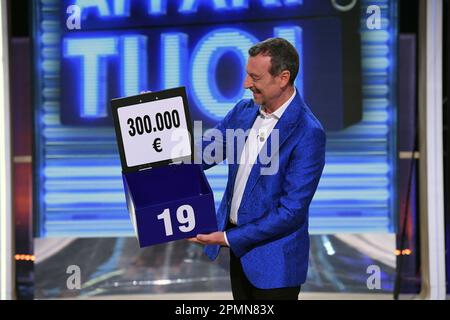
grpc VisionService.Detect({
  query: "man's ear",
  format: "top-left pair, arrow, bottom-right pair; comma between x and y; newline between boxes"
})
278,70 -> 291,88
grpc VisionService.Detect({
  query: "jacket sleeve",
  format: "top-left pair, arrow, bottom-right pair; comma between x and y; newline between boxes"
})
225,126 -> 326,258
194,99 -> 247,171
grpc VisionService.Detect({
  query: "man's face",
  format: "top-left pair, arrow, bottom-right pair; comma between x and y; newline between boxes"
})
244,54 -> 285,108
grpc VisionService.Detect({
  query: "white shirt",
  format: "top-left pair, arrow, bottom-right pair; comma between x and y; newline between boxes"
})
224,89 -> 296,246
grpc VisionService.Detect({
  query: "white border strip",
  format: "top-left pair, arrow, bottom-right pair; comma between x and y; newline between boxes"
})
0,0 -> 13,300
418,0 -> 446,300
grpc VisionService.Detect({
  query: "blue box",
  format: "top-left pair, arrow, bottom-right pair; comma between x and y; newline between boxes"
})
122,163 -> 217,247
111,87 -> 218,247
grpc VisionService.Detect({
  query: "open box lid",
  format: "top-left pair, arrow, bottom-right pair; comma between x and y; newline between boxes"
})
111,87 -> 194,173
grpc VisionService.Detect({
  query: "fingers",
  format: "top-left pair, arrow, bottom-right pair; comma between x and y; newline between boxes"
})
186,233 -> 220,245
196,234 -> 208,242
186,237 -> 206,245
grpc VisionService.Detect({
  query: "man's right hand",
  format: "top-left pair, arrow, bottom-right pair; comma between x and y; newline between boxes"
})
187,237 -> 206,245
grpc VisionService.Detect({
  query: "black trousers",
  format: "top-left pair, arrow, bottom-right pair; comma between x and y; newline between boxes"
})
227,222 -> 301,300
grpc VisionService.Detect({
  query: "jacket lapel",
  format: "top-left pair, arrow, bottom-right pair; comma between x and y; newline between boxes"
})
227,104 -> 260,197
238,93 -> 306,210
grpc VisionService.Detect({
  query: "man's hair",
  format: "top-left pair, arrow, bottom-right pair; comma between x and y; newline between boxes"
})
248,37 -> 299,86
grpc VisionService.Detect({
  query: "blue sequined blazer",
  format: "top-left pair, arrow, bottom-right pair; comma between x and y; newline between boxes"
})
202,91 -> 326,289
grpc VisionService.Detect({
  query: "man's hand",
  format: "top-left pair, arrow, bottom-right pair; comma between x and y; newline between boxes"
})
187,232 -> 227,246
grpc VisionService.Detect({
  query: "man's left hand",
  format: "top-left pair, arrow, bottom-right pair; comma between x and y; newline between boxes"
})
187,232 -> 227,246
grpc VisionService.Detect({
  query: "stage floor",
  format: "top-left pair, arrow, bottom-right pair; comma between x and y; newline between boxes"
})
33,234 -> 419,299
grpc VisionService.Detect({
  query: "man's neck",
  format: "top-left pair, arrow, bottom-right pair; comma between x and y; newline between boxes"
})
263,86 -> 295,114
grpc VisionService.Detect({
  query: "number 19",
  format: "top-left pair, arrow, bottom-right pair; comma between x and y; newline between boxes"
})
157,205 -> 196,236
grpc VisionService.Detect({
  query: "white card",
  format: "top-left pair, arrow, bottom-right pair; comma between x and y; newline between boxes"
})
117,96 -> 191,167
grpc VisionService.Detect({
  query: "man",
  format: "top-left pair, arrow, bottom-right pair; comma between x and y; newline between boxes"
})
188,37 -> 326,300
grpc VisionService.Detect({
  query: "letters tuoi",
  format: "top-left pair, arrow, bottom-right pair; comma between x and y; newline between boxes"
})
70,0 -> 303,18
63,26 -> 300,119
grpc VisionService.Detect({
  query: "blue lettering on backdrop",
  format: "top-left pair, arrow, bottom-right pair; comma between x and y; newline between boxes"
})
63,36 -> 148,117
61,0 -> 361,130
148,0 -> 167,15
74,0 -> 304,17
161,33 -> 188,89
63,37 -> 118,117
75,0 -> 111,16
63,27 -> 303,122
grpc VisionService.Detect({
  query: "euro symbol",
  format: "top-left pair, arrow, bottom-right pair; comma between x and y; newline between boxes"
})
152,138 -> 163,153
